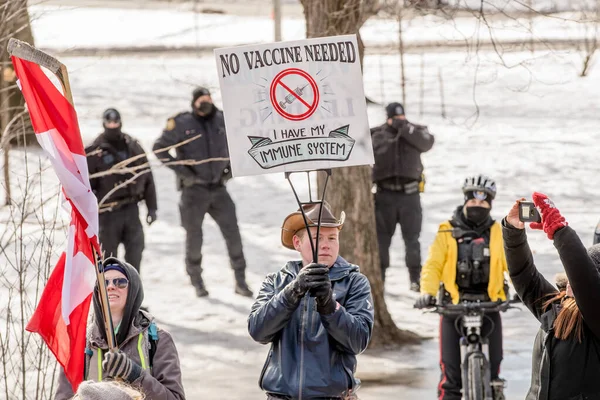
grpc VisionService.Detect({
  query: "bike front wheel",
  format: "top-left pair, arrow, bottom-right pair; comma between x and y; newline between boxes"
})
467,355 -> 485,400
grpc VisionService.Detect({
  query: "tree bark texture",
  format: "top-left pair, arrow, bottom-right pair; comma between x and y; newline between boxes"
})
0,0 -> 36,147
301,0 -> 421,347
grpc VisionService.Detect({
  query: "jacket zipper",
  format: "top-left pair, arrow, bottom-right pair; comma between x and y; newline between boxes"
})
298,294 -> 309,400
538,346 -> 546,399
258,348 -> 273,390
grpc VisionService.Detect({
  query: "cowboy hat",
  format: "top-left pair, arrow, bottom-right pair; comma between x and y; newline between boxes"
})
281,202 -> 345,250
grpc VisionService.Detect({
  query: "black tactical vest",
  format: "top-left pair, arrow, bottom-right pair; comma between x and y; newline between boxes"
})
455,233 -> 491,297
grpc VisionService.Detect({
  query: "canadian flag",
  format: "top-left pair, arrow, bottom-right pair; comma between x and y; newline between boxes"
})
11,55 -> 101,392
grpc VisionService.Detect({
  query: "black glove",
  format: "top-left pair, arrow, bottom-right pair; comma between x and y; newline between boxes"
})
283,263 -> 329,304
102,351 -> 142,382
415,294 -> 435,309
390,118 -> 408,132
312,278 -> 336,315
146,209 -> 157,226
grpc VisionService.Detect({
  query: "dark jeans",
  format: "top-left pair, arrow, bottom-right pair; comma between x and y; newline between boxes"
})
374,189 -> 422,283
179,184 -> 246,287
438,312 -> 503,400
99,203 -> 145,273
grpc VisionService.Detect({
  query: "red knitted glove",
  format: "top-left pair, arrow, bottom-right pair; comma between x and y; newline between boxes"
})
530,192 -> 567,239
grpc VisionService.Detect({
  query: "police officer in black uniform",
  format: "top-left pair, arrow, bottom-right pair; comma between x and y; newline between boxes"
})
152,87 -> 253,298
371,102 -> 435,291
87,108 -> 157,274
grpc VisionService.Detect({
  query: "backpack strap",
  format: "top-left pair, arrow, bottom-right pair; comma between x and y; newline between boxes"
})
83,347 -> 93,380
148,322 -> 159,369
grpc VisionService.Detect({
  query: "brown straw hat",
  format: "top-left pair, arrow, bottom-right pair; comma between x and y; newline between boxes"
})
281,202 -> 345,250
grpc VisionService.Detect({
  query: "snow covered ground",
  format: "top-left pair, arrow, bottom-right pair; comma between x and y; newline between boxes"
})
28,3 -> 598,53
2,2 -> 600,399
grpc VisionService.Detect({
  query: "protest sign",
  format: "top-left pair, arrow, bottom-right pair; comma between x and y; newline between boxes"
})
215,34 -> 374,177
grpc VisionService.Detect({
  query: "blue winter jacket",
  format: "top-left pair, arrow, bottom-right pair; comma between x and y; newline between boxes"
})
248,257 -> 374,399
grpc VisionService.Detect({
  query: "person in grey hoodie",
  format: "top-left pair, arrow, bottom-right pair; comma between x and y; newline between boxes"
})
248,202 -> 374,400
55,258 -> 185,400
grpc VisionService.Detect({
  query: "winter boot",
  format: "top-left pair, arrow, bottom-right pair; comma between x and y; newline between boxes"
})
193,276 -> 209,298
409,268 -> 421,292
234,270 -> 253,297
491,378 -> 506,400
410,281 -> 421,292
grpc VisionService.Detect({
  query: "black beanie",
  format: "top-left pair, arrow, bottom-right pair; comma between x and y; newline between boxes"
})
102,108 -> 121,124
192,87 -> 211,104
386,102 -> 405,119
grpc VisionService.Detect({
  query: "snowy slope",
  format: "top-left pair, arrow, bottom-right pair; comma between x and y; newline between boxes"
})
29,4 -> 597,52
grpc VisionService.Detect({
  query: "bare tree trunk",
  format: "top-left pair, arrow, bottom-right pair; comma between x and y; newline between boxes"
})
1,59 -> 10,205
0,0 -> 36,146
300,0 -> 421,347
580,0 -> 599,77
398,6 -> 407,106
0,0 -> 36,204
273,0 -> 282,42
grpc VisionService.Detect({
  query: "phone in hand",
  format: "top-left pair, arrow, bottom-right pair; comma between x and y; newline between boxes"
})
519,201 -> 541,223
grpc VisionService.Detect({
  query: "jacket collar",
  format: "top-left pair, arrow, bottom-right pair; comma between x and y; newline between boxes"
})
88,310 -> 152,349
282,256 -> 359,281
450,205 -> 494,236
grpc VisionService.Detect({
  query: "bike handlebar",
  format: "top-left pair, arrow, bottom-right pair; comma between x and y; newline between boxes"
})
415,300 -> 519,315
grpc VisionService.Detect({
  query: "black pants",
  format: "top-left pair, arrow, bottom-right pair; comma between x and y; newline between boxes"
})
99,203 -> 145,273
438,312 -> 503,400
179,184 -> 246,287
374,189 -> 422,283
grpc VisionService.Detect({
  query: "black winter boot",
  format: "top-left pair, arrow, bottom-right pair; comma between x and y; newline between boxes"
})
234,270 -> 253,297
193,276 -> 209,297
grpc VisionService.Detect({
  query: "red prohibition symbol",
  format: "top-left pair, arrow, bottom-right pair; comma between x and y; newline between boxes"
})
269,68 -> 320,121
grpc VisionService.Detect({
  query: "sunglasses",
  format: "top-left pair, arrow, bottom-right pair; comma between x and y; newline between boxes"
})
472,190 -> 488,201
105,277 -> 129,289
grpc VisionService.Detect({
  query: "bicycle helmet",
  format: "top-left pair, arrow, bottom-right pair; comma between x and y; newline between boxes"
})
462,174 -> 497,201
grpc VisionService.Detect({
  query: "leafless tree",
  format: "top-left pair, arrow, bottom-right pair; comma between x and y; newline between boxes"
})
0,150 -> 64,399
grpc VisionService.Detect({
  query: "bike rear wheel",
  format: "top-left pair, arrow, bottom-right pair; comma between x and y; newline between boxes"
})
468,355 -> 484,400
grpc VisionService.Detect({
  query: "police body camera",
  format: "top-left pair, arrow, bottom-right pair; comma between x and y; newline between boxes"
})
519,201 -> 541,223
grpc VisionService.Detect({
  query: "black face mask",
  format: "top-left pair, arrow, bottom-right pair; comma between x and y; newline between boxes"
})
195,101 -> 214,116
465,206 -> 491,226
104,127 -> 122,140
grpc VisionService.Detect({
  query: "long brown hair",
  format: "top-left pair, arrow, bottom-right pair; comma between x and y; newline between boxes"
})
543,291 -> 584,342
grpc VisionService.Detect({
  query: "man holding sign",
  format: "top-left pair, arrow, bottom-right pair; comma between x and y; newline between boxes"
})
215,34 -> 375,398
248,202 -> 374,399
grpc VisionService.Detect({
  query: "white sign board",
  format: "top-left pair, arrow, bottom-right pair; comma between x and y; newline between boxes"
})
214,34 -> 374,177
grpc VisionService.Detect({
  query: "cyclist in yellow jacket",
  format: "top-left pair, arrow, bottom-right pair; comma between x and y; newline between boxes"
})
417,174 -> 508,400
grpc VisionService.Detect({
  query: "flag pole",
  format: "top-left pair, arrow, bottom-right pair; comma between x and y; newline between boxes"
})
92,248 -> 116,350
8,38 -> 117,351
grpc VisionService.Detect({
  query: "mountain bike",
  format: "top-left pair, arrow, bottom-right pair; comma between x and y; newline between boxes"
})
417,299 -> 518,400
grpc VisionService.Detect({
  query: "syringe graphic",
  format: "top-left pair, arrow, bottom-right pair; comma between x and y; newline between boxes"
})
279,84 -> 310,109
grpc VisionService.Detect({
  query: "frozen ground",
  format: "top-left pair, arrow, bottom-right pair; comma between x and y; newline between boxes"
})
27,2 -> 598,54
2,3 -> 600,400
